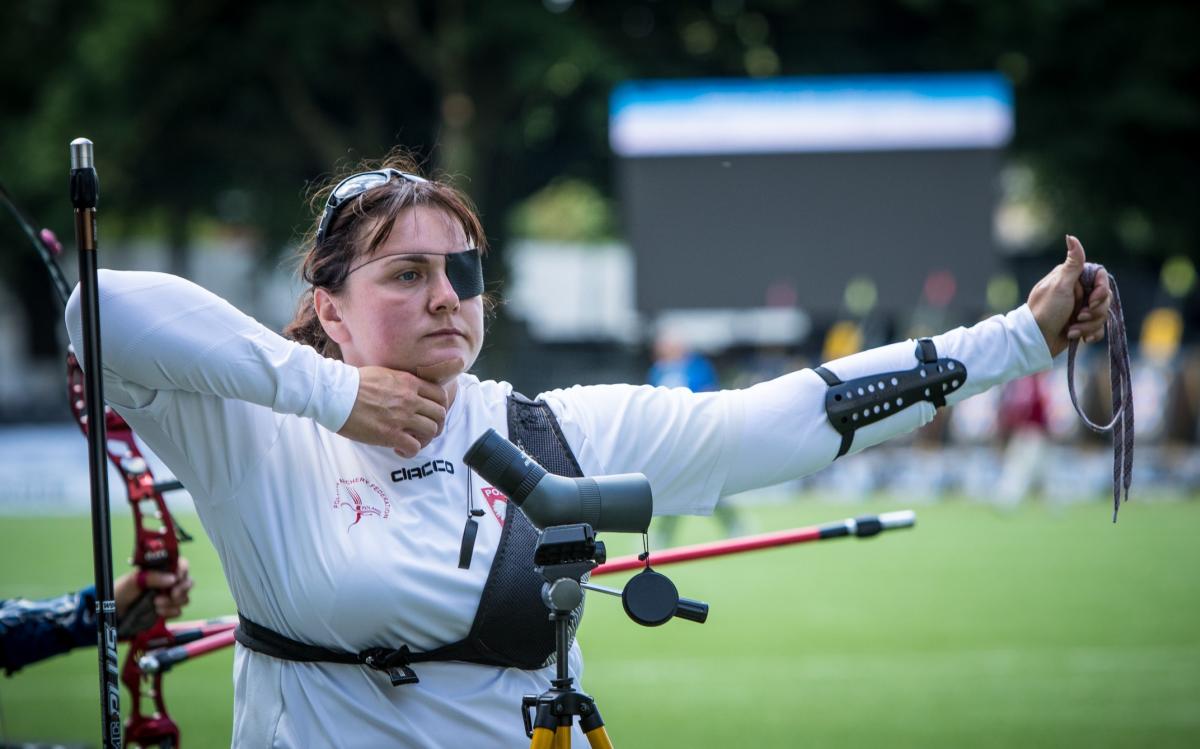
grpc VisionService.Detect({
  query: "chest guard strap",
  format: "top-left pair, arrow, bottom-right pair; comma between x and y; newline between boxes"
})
443,392 -> 588,672
814,338 -> 966,459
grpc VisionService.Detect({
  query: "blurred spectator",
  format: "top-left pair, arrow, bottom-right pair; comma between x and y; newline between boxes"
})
995,372 -> 1052,508
647,332 -> 719,392
1136,306 -> 1183,443
821,320 -> 862,363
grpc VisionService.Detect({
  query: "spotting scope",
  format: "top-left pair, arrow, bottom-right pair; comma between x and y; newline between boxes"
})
464,429 -> 653,533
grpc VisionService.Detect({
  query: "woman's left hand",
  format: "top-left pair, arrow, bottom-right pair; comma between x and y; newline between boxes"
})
1027,235 -> 1112,357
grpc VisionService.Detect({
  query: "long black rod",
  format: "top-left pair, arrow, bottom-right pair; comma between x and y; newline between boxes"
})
0,180 -> 72,307
70,137 -> 122,749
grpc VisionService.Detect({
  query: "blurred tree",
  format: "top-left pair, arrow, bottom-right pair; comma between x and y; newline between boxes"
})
1,0 -> 1196,366
508,178 -> 616,242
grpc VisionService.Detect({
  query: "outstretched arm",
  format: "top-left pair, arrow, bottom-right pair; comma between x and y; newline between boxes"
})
545,236 -> 1109,513
0,587 -> 100,674
724,235 -> 1109,494
722,304 -> 1048,494
0,563 -> 194,675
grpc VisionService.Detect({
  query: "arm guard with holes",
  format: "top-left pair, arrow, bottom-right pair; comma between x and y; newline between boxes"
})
814,338 -> 966,459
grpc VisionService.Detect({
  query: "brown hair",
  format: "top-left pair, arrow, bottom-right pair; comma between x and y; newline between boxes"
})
283,149 -> 489,359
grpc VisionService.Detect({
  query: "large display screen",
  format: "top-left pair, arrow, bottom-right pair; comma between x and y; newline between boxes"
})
612,74 -> 1013,319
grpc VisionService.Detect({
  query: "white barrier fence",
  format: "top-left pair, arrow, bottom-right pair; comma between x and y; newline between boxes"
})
0,424 -> 193,515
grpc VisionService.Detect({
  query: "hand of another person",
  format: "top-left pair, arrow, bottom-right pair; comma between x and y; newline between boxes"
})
1027,235 -> 1113,357
114,556 -> 194,623
339,365 -> 449,457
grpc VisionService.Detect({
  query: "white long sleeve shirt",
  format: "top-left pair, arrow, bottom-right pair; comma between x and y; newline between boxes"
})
66,270 -> 1052,748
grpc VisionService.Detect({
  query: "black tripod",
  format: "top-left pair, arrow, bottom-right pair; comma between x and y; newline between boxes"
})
522,525 -> 613,749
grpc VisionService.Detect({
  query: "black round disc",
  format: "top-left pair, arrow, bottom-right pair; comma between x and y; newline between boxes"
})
622,568 -> 679,627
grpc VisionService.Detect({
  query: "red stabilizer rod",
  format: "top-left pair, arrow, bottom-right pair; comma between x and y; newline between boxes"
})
593,510 -> 916,576
165,615 -> 237,636
139,628 -> 237,674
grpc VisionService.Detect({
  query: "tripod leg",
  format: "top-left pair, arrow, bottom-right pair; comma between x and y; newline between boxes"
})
530,727 -> 556,749
583,724 -> 614,749
554,725 -> 573,748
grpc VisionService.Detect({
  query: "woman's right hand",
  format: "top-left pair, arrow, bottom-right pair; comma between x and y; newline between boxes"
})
338,366 -> 449,457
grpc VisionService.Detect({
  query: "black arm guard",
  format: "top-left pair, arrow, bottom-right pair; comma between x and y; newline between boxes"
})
815,338 -> 967,459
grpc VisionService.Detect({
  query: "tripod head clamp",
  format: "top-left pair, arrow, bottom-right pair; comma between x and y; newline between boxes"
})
534,523 -> 709,627
533,524 -> 605,621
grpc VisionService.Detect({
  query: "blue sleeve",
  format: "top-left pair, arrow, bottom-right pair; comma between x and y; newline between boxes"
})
0,585 -> 99,674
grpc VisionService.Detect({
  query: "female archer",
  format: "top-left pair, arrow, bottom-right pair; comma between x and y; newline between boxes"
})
66,153 -> 1109,747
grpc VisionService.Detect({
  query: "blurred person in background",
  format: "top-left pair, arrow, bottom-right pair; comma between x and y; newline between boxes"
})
646,328 -> 719,392
1,560 -> 193,674
994,373 -> 1052,509
64,151 -> 1110,747
647,328 -> 744,544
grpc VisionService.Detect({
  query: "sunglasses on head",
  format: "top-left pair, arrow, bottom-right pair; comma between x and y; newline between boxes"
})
315,168 -> 429,245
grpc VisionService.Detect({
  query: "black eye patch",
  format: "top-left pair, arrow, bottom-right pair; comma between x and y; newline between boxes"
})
445,248 -> 484,299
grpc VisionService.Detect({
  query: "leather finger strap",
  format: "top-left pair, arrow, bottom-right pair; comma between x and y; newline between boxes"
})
1066,262 -> 1134,521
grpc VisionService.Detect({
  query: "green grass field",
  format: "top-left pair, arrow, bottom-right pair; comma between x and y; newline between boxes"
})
2,497 -> 1198,747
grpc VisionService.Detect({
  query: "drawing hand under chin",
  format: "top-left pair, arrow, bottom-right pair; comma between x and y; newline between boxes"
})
340,365 -> 450,457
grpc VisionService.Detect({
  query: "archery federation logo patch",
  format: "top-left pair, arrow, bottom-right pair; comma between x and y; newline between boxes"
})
332,477 -> 392,532
481,486 -> 508,527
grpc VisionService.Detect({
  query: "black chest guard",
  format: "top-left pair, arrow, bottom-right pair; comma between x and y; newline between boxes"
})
421,392 -> 588,673
235,393 -> 586,685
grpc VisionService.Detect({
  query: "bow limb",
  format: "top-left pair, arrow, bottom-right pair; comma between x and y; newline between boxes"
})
0,180 -> 72,306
